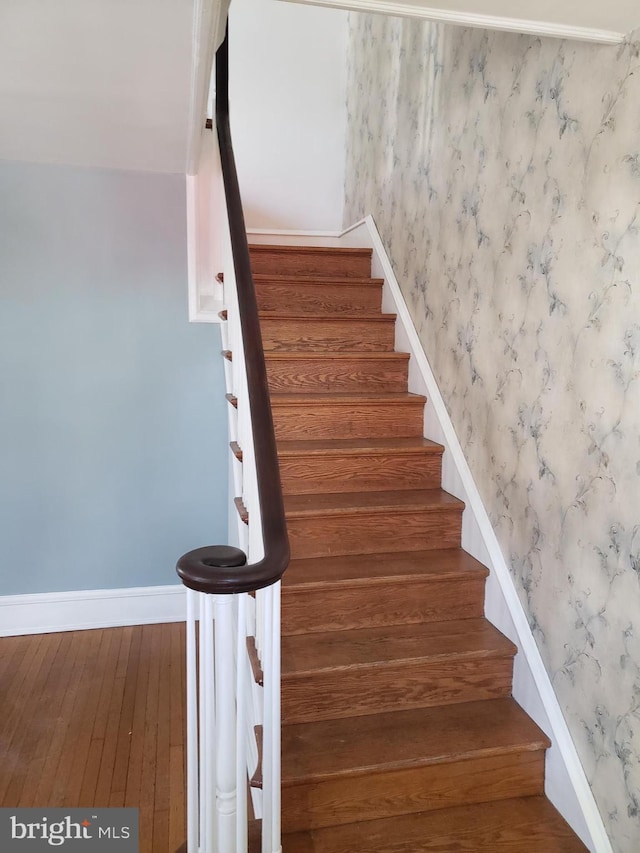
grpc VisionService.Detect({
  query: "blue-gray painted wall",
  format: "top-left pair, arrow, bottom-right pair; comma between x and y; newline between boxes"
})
0,161 -> 228,595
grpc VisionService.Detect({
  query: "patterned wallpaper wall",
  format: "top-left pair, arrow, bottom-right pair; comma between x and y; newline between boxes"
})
344,15 -> 640,852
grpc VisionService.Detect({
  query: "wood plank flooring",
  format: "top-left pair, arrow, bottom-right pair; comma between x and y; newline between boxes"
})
0,624 -> 185,853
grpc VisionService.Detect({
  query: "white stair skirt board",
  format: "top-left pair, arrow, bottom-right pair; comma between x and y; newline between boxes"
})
252,220 -> 612,853
0,584 -> 187,637
186,140 -> 225,323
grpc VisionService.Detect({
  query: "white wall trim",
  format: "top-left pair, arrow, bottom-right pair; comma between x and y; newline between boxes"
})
0,585 -> 187,637
187,174 -> 203,321
186,164 -> 224,323
247,228 -> 343,238
250,217 -> 611,851
247,228 -> 345,247
185,0 -> 226,319
279,0 -> 624,44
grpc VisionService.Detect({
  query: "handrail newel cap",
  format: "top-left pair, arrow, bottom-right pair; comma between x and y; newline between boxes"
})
177,545 -> 248,594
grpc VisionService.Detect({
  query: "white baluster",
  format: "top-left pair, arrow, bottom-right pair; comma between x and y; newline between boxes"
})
214,595 -> 237,852
186,589 -> 199,853
202,594 -> 216,853
270,582 -> 282,853
236,593 -> 249,852
261,587 -> 274,853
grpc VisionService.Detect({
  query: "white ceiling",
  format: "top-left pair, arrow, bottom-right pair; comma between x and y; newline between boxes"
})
1,0 -> 636,177
0,0 -> 196,173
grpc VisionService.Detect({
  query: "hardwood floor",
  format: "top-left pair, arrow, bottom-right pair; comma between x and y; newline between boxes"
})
0,623 -> 186,853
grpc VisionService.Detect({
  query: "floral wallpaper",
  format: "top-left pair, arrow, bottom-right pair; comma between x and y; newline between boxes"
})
344,14 -> 640,852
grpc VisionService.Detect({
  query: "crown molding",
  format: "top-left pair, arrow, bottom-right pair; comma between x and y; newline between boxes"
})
280,0 -> 625,44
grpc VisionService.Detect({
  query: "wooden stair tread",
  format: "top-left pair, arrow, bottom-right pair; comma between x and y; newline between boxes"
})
266,351 -> 410,395
282,549 -> 489,588
265,351 -> 409,361
260,311 -> 395,321
278,436 -> 444,494
281,550 -> 489,634
257,280 -> 384,315
282,698 -> 550,785
272,393 -> 425,441
254,273 -> 383,286
234,496 -> 249,524
262,315 -> 396,353
281,796 -> 588,852
271,391 -> 425,404
278,436 -> 442,456
284,488 -> 463,516
250,245 -> 372,279
281,618 -> 516,675
249,244 -> 372,257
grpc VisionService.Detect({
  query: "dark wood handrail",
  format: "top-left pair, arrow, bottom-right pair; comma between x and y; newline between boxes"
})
177,26 -> 290,595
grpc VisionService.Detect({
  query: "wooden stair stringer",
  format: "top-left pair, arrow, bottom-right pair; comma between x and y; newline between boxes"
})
278,436 -> 444,493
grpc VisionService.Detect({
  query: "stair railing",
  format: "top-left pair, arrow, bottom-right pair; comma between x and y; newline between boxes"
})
176,25 -> 290,853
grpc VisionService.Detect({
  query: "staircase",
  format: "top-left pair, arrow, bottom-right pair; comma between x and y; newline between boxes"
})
242,243 -> 588,851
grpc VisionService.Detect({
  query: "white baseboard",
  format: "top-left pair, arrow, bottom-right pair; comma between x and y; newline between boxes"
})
0,584 -> 187,637
257,215 -> 609,852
